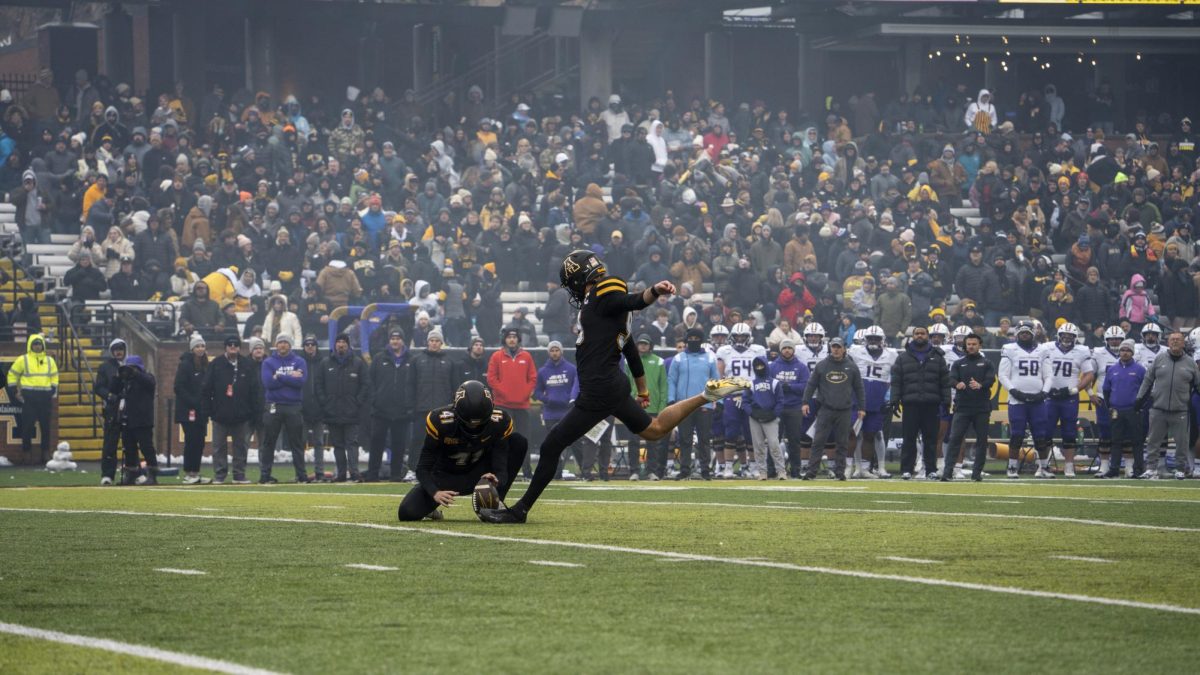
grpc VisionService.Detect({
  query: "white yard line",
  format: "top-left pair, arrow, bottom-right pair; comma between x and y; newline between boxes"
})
1050,555 -> 1116,564
0,620 -> 282,674
983,500 -> 1023,504
30,487 -> 1193,532
121,485 -> 1200,505
872,500 -> 911,504
880,556 -> 942,565
344,563 -> 397,571
2,507 -> 1198,617
153,568 -> 206,576
312,505 -> 345,509
528,560 -> 585,568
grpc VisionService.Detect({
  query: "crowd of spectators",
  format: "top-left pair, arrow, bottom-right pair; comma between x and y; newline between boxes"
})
6,66 -> 1200,350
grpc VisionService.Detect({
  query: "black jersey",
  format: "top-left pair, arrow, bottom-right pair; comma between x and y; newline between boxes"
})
416,405 -> 514,495
574,276 -> 652,402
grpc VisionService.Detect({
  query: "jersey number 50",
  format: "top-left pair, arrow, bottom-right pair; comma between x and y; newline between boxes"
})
1017,361 -> 1039,377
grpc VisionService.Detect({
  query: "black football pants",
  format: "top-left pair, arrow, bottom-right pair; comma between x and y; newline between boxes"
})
396,434 -> 529,521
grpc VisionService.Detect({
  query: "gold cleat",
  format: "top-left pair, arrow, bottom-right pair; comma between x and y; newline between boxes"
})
703,377 -> 752,402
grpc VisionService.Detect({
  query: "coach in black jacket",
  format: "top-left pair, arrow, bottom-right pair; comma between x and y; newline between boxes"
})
367,329 -> 415,482
942,333 -> 995,482
889,326 -> 950,479
315,333 -> 369,481
202,336 -> 264,483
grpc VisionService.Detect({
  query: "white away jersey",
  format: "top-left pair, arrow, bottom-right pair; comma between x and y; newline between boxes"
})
942,346 -> 965,372
999,342 -> 1047,394
716,343 -> 767,380
797,343 -> 829,374
1091,346 -> 1120,391
848,345 -> 897,385
1041,344 -> 1094,390
1135,343 -> 1163,372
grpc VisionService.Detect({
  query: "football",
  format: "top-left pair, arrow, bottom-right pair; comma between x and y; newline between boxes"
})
472,481 -> 500,516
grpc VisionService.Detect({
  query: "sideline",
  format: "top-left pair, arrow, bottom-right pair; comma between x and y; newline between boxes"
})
0,620 -> 284,674
2,507 -> 1198,617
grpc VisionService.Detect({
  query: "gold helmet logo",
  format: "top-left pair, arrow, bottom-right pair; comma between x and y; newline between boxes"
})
563,257 -> 581,275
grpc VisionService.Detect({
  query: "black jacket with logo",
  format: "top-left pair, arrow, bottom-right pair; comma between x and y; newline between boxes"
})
949,352 -> 995,413
369,348 -> 414,420
315,352 -> 369,424
201,354 -> 264,425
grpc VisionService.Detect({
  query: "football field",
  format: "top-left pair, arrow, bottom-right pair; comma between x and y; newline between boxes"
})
2,467 -> 1199,674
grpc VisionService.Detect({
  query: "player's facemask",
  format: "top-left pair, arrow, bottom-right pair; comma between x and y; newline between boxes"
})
867,339 -> 883,355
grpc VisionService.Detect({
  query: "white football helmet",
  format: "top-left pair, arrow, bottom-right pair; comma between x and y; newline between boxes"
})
952,325 -> 973,347
1142,322 -> 1162,345
1057,322 -> 1079,347
803,322 -> 826,349
709,324 -> 730,343
730,322 -> 752,347
1103,326 -> 1126,346
861,325 -> 886,343
928,323 -> 950,345
1188,327 -> 1200,352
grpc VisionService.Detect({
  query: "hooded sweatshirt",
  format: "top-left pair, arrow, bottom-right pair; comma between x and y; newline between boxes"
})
8,334 -> 59,393
668,344 -> 719,408
964,89 -> 997,133
535,356 -> 579,421
742,356 -> 783,421
1119,274 -> 1156,323
769,352 -> 810,409
648,120 -> 669,173
262,349 -> 307,405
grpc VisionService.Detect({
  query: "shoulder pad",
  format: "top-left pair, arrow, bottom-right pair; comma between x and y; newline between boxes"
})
426,407 -> 456,439
593,276 -> 629,298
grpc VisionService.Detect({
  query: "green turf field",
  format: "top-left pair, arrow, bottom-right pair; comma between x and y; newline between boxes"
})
2,465 -> 1200,674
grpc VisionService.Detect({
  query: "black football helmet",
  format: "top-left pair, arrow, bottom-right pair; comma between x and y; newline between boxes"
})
453,380 -> 494,436
560,249 -> 607,307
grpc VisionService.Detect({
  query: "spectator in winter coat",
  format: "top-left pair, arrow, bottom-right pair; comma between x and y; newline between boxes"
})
314,333 -> 369,481
100,225 -> 134,279
534,339 -> 579,452
201,336 -> 264,483
316,258 -> 363,308
366,329 -> 414,482
1119,274 -> 1156,333
536,283 -> 573,346
63,254 -> 106,302
182,195 -> 213,250
68,226 -> 104,267
408,328 -> 458,453
489,327 -> 537,443
669,246 -> 711,290
134,213 -> 177,274
174,336 -> 210,484
108,257 -> 148,300
741,356 -> 788,479
874,277 -> 912,342
259,333 -> 308,483
179,281 -> 224,335
261,294 -> 303,346
500,307 -> 539,347
572,183 -> 607,236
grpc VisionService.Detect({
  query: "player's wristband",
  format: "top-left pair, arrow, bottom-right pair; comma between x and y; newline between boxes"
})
650,285 -> 663,298
638,390 -> 650,399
